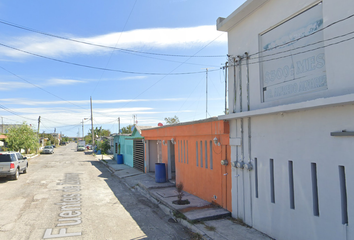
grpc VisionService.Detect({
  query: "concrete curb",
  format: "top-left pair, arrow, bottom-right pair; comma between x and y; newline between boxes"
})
27,154 -> 39,159
98,159 -> 216,239
135,184 -> 214,240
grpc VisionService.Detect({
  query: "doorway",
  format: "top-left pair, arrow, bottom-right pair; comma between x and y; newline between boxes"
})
167,141 -> 175,182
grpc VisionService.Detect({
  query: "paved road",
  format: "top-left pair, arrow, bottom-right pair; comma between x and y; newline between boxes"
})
0,143 -> 193,240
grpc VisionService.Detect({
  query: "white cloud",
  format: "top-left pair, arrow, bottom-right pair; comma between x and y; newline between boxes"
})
46,78 -> 86,85
0,98 -> 185,106
118,76 -> 147,81
0,25 -> 226,59
0,81 -> 35,90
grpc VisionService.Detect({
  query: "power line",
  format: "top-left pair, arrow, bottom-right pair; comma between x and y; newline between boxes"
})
0,65 -> 88,110
249,30 -> 354,61
247,34 -> 354,65
0,18 -> 225,58
248,12 -> 354,58
91,0 -> 138,96
0,104 -> 37,121
0,42 -> 219,76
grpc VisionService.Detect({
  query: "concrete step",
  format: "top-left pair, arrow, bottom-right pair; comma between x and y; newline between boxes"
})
183,207 -> 231,222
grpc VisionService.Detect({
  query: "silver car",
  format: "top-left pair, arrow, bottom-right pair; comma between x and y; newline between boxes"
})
0,152 -> 28,180
42,145 -> 54,154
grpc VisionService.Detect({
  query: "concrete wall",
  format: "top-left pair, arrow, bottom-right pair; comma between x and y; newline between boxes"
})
119,135 -> 134,167
218,0 -> 354,239
142,119 -> 232,211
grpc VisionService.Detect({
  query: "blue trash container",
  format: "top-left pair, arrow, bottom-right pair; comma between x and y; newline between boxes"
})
155,163 -> 166,183
117,154 -> 123,164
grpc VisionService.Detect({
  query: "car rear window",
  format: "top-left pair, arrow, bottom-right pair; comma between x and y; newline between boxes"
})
0,154 -> 13,162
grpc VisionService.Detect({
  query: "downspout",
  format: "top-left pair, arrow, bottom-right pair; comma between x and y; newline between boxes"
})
245,52 -> 253,226
234,58 -> 239,218
237,55 -> 246,221
233,58 -> 237,113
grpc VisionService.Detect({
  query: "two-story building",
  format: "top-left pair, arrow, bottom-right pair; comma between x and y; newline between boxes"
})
217,0 -> 354,239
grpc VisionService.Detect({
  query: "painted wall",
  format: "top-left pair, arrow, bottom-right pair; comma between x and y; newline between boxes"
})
113,129 -> 144,168
142,119 -> 232,212
218,0 -> 354,239
119,135 -> 134,167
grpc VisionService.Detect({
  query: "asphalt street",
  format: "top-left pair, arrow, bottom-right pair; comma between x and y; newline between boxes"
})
0,143 -> 193,240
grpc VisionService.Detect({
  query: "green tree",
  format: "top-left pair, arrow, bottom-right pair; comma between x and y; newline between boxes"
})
6,122 -> 39,154
121,125 -> 134,134
164,116 -> 180,125
85,127 -> 111,144
97,139 -> 110,154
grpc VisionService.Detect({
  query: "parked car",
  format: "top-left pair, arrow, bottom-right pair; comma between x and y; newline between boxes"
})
0,152 -> 28,180
77,145 -> 85,151
42,145 -> 54,154
86,144 -> 92,150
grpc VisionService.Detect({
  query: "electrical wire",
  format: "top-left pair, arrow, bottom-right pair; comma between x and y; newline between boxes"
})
91,0 -> 138,96
247,34 -> 354,66
249,30 -> 354,62
0,104 -> 37,121
247,13 -> 354,58
0,65 -> 88,110
0,18 -> 225,58
0,41 -> 218,76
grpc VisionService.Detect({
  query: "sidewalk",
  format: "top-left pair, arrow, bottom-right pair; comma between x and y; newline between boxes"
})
96,155 -> 272,240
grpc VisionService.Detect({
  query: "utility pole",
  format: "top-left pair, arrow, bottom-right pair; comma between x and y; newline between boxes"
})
90,97 -> 94,146
1,117 -> 3,133
206,68 -> 208,119
133,115 -> 136,125
37,116 -> 41,152
82,119 -> 84,139
224,62 -> 228,114
118,117 -> 120,134
37,116 -> 41,137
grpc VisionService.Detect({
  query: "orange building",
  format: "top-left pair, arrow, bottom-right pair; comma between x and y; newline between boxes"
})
141,117 -> 231,212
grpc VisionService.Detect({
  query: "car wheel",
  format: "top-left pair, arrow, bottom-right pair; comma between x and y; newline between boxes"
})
23,165 -> 28,174
12,168 -> 19,180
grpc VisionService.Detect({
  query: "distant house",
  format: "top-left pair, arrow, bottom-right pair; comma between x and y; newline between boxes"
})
217,0 -> 354,239
0,135 -> 7,151
141,118 -> 232,212
113,125 -> 154,170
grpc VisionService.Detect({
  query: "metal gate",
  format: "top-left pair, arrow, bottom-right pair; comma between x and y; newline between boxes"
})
133,139 -> 144,172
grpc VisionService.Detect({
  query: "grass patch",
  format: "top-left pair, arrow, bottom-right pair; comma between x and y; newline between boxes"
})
173,210 -> 187,220
204,225 -> 216,231
188,232 -> 203,240
187,219 -> 204,225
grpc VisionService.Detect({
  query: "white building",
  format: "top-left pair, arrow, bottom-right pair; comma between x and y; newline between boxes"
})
217,0 -> 354,239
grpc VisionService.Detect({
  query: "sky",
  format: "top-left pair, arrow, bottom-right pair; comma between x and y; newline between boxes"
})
0,0 -> 246,137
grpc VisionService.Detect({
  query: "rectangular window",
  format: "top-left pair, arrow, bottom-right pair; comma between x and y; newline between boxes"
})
200,141 -> 203,168
180,140 -> 183,164
196,141 -> 198,167
270,159 -> 275,203
255,158 -> 258,198
205,141 -> 208,169
187,141 -> 189,164
184,140 -> 186,163
209,141 -> 213,170
311,163 -> 320,216
289,161 -> 295,209
339,166 -> 348,224
260,3 -> 326,103
178,140 -> 180,162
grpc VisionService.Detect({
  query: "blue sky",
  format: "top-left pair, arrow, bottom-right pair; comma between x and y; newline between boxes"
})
0,0 -> 245,137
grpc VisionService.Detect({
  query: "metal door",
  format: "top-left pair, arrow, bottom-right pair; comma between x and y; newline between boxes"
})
133,139 -> 144,172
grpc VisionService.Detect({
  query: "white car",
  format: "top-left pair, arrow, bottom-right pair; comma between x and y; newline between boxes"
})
42,145 -> 54,154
